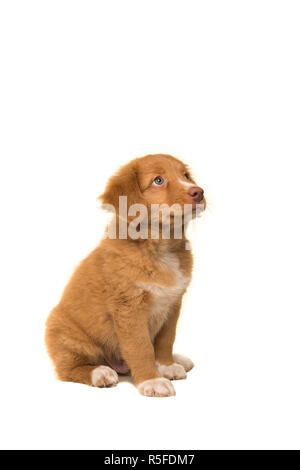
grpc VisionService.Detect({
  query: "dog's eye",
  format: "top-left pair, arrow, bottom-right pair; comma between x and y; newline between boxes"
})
184,173 -> 190,180
153,176 -> 164,186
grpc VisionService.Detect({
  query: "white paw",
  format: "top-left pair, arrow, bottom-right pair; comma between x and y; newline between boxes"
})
173,354 -> 194,372
91,365 -> 119,387
137,377 -> 175,397
157,362 -> 187,380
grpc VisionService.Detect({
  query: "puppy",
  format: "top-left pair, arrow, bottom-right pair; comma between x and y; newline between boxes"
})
45,154 -> 205,397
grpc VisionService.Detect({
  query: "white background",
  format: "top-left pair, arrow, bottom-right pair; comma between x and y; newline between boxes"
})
0,0 -> 300,450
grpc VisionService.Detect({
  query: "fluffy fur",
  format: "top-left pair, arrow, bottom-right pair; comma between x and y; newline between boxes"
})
45,154 -> 205,397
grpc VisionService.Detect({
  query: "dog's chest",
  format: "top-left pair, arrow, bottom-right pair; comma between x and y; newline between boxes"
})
138,252 -> 191,340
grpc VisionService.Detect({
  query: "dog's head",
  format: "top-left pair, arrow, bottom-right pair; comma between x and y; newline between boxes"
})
100,154 -> 205,221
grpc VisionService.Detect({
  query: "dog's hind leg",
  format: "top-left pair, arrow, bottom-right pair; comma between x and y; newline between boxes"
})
45,322 -> 119,387
62,364 -> 119,387
51,351 -> 119,387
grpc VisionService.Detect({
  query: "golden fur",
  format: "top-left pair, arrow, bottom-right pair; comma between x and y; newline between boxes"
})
45,154 -> 205,397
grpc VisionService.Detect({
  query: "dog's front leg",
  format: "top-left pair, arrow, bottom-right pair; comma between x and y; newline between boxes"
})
114,301 -> 175,397
154,299 -> 194,380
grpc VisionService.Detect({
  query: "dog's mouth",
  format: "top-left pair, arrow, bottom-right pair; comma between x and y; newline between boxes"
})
192,197 -> 206,212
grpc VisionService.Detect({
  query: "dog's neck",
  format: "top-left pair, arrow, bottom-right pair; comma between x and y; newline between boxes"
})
103,222 -> 189,257
106,218 -> 189,243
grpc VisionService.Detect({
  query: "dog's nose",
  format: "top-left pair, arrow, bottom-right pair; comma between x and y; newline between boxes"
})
187,186 -> 204,202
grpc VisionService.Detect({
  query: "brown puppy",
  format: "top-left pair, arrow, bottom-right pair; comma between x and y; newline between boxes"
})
45,154 -> 205,397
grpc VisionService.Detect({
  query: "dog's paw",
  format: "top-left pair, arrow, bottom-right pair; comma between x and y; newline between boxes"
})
137,377 -> 175,397
91,365 -> 119,387
173,354 -> 194,372
157,362 -> 187,380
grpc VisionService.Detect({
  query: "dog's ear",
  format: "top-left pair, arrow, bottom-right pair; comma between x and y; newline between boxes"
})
99,161 -> 146,214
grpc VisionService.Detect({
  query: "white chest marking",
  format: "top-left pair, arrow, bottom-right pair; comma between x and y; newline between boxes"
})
137,252 -> 190,339
138,252 -> 190,298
